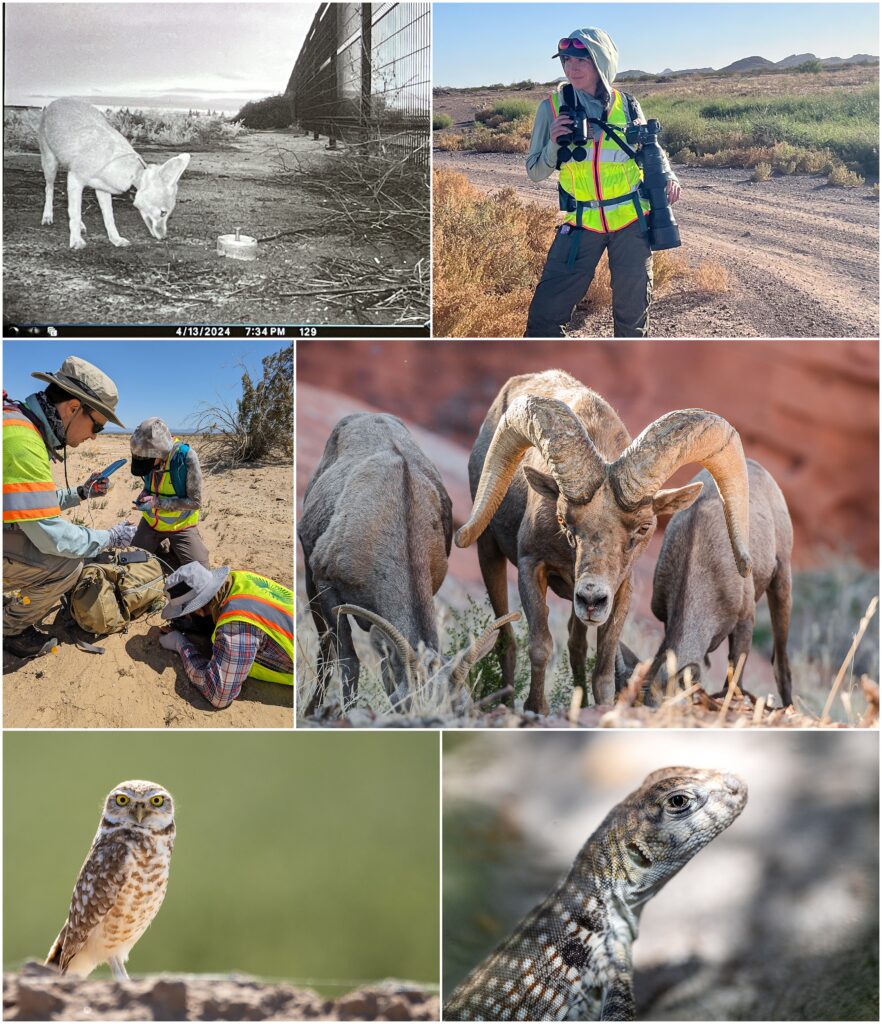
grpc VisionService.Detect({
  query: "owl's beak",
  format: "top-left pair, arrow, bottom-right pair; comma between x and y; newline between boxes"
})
133,804 -> 147,824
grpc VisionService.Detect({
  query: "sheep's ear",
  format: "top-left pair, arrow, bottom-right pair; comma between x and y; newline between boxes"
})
652,481 -> 703,518
523,465 -> 560,501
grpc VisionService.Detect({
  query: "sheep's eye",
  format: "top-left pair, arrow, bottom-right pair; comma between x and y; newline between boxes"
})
150,795 -> 165,807
634,524 -> 651,537
115,794 -> 129,807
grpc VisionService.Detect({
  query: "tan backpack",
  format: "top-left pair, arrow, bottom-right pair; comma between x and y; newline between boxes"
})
70,548 -> 166,636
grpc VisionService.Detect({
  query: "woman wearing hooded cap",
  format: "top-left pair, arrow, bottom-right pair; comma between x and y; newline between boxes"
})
525,27 -> 681,338
129,418 -> 210,571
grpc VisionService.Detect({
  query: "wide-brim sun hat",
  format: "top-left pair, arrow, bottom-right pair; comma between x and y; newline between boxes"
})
162,562 -> 230,620
32,355 -> 125,428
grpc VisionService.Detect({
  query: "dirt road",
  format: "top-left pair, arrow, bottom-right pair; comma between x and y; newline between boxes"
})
435,150 -> 879,338
3,129 -> 422,328
3,435 -> 293,729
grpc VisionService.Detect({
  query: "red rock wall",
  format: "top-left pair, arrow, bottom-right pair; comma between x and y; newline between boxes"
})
297,339 -> 878,568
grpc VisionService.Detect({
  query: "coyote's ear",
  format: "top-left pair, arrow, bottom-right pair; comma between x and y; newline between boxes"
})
159,153 -> 190,186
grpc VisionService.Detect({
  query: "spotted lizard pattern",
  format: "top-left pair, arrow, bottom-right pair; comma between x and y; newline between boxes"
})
444,767 -> 747,1022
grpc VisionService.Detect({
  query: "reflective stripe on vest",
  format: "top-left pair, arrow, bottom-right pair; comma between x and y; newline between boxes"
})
550,88 -> 650,232
142,439 -> 200,532
211,571 -> 294,686
3,404 -> 62,523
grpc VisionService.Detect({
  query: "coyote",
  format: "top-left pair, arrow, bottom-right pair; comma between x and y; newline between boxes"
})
38,97 -> 190,249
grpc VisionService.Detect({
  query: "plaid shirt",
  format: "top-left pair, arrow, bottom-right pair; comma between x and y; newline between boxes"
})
179,621 -> 292,709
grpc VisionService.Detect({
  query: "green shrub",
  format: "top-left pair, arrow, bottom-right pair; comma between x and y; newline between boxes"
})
233,93 -> 293,129
433,112 -> 453,130
827,164 -> 865,187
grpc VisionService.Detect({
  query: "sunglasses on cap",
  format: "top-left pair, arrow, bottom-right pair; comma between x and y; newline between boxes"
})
558,37 -> 588,53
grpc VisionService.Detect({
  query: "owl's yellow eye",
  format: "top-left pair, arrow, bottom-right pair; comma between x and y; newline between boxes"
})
150,795 -> 165,807
115,794 -> 129,806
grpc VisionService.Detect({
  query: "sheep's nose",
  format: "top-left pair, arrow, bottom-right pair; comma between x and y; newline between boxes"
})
574,580 -> 611,624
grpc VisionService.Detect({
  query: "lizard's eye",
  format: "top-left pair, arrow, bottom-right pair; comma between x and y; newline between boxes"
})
665,793 -> 691,812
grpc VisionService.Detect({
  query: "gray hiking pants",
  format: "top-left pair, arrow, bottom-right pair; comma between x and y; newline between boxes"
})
131,521 -> 210,571
3,553 -> 82,635
525,220 -> 653,338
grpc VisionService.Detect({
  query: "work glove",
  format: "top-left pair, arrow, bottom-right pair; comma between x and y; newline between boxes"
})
106,521 -> 137,549
159,630 -> 187,655
78,471 -> 113,500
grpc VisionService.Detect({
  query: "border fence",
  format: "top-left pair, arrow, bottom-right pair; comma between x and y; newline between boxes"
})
287,2 -> 430,166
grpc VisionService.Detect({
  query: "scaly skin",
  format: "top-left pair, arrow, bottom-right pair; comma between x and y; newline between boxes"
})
444,767 -> 747,1022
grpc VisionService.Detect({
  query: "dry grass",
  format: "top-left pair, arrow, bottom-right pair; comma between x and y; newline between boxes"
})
751,161 -> 773,182
434,169 -> 729,337
432,168 -> 557,337
827,164 -> 866,187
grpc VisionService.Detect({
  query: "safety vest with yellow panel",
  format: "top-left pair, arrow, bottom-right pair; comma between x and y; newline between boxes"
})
3,401 -> 62,524
141,440 -> 199,532
212,571 -> 294,686
550,86 -> 650,233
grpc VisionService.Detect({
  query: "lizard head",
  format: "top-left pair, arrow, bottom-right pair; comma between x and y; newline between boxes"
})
608,766 -> 747,904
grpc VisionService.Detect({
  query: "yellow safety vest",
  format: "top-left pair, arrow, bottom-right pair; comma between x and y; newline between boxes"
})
2,402 -> 62,523
212,571 -> 294,686
142,439 -> 200,533
550,87 -> 650,232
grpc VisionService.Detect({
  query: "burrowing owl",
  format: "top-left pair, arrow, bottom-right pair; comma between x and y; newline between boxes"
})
45,780 -> 175,980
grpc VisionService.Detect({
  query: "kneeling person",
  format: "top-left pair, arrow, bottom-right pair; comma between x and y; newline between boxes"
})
130,418 -> 209,570
159,562 -> 293,708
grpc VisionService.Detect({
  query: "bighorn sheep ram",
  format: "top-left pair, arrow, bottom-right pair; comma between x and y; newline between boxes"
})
299,413 -> 517,713
650,459 -> 793,705
456,370 -> 751,714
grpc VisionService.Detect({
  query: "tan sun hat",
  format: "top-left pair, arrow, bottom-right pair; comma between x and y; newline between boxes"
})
32,355 -> 125,428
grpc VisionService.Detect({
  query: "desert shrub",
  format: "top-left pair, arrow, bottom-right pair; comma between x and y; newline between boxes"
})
643,85 -> 879,177
106,108 -> 246,147
433,112 -> 453,130
232,93 -> 293,129
443,598 -> 531,708
435,133 -> 463,151
3,108 -> 40,151
752,161 -> 773,181
432,169 -> 557,336
827,164 -> 865,186
195,344 -> 293,466
509,79 -> 537,91
489,98 -> 536,121
795,59 -> 823,73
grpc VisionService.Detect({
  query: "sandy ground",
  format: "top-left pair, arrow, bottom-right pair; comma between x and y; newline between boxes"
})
3,129 -> 425,328
2,434 -> 293,729
434,149 -> 879,338
3,964 -> 439,1021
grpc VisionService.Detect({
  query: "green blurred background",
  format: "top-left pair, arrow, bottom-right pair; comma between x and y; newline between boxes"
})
4,731 -> 439,993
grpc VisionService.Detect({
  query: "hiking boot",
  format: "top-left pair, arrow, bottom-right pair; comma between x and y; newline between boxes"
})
4,626 -> 59,660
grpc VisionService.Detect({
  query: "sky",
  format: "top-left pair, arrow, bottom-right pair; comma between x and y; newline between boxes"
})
433,2 -> 880,86
4,2 -> 318,112
2,339 -> 288,432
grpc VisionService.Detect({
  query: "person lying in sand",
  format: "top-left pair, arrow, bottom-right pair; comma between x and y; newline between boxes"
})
158,562 -> 293,708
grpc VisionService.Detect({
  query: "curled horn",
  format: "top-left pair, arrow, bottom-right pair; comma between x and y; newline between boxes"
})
608,410 -> 752,577
333,605 -> 419,669
455,396 -> 607,548
449,612 -> 521,690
